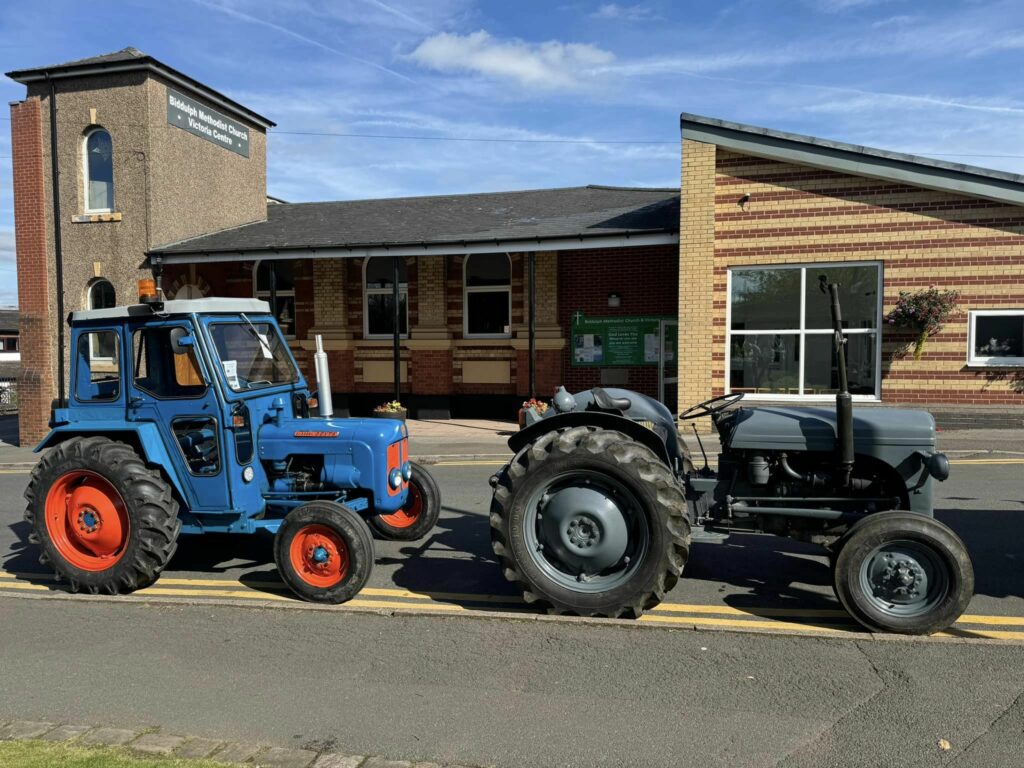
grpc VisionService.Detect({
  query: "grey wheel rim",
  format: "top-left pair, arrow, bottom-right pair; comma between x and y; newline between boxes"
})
522,470 -> 649,594
858,539 -> 950,618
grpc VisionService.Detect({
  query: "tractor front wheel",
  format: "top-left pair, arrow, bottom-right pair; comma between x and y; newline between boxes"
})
275,501 -> 374,603
370,462 -> 441,541
25,436 -> 180,594
832,511 -> 973,635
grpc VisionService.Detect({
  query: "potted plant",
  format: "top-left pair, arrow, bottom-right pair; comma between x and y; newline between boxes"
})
518,397 -> 549,429
885,287 -> 960,360
374,400 -> 408,421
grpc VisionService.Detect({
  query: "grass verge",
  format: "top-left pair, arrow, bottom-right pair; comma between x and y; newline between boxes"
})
0,739 -> 227,767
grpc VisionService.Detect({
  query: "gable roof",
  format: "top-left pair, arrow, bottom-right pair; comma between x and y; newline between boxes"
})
680,113 -> 1024,207
0,310 -> 19,334
151,185 -> 680,262
6,47 -> 274,129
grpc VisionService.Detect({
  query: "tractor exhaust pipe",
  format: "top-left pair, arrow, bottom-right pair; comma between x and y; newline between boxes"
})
819,276 -> 854,488
314,335 -> 334,418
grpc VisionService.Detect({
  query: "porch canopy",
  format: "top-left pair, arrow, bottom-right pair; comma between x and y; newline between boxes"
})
149,185 -> 680,401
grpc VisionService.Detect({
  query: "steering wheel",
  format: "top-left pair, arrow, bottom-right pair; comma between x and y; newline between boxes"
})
679,392 -> 745,421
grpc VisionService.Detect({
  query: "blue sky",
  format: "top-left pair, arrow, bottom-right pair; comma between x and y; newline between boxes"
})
1,0 -> 1024,305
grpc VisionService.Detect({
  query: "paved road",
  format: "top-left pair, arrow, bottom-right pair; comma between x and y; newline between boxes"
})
2,460 -> 1024,766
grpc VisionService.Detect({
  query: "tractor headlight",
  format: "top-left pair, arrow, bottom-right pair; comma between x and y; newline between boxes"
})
389,468 -> 403,489
926,452 -> 950,482
402,461 -> 412,481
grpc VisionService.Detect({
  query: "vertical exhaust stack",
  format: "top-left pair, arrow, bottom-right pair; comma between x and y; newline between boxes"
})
819,276 -> 854,488
314,335 -> 334,419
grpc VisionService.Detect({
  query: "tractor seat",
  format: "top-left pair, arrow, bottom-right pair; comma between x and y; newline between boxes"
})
591,388 -> 631,412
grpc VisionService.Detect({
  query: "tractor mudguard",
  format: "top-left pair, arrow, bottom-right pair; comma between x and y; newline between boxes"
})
508,411 -> 671,467
35,423 -> 191,502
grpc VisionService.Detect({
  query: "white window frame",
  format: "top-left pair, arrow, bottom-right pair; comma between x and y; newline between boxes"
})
725,261 -> 883,401
463,253 -> 512,339
363,257 -> 409,340
967,309 -> 1024,367
82,127 -> 114,214
87,279 -> 117,362
253,260 -> 296,339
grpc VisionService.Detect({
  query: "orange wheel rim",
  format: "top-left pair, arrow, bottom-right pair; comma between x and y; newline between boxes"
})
288,524 -> 349,588
379,483 -> 423,530
43,470 -> 129,572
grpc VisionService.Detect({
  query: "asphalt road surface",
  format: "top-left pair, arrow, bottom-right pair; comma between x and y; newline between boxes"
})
2,460 -> 1024,766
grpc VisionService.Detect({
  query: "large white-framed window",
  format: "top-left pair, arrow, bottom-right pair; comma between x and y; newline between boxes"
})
83,127 -> 114,213
464,253 -> 511,338
363,257 -> 409,339
253,260 -> 296,338
87,278 -> 117,361
726,261 -> 882,400
967,310 -> 1024,367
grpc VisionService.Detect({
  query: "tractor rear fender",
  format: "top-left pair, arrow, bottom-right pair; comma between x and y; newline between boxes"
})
35,424 -> 191,502
508,412 -> 671,467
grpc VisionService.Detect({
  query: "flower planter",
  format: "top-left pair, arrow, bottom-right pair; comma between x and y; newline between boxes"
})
374,409 -> 407,422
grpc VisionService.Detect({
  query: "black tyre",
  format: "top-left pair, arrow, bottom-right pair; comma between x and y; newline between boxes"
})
832,511 -> 974,635
24,436 -> 180,594
369,462 -> 442,541
275,501 -> 374,603
490,426 -> 690,618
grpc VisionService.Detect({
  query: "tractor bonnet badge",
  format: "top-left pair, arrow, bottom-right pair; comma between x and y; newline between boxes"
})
294,431 -> 340,438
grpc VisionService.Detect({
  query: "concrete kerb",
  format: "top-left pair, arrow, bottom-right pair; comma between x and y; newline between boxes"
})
0,719 -> 477,767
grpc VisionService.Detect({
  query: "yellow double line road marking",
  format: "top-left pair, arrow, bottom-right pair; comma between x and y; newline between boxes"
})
4,570 -> 1024,640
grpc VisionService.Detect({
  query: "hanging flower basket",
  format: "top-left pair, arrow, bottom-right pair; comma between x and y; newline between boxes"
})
885,287 -> 960,360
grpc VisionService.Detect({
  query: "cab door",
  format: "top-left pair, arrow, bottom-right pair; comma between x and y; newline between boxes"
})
126,319 -> 233,512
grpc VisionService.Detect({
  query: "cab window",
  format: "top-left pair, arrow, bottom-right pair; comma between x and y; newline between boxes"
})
209,321 -> 299,392
132,327 -> 207,398
75,331 -> 120,402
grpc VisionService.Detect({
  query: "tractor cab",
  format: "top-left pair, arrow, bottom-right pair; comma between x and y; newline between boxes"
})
26,291 -> 440,605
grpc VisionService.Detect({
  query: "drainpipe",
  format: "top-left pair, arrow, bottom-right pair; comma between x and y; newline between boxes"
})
392,256 -> 401,404
527,250 -> 536,399
46,75 -> 66,403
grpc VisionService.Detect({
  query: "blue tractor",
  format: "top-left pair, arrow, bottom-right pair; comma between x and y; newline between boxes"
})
24,294 -> 440,603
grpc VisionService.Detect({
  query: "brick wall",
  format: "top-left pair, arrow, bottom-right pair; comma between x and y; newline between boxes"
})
559,244 -> 679,401
11,98 -> 54,445
679,141 -> 1024,411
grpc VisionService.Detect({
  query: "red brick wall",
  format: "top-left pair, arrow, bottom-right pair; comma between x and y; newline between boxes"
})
11,98 -> 54,445
558,245 -> 678,399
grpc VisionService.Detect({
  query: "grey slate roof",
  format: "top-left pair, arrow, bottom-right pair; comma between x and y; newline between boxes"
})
681,112 -> 1024,207
6,47 -> 274,128
0,310 -> 19,334
152,185 -> 680,256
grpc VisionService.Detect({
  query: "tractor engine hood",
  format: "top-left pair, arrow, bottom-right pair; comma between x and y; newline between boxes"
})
722,407 -> 937,452
258,417 -> 407,461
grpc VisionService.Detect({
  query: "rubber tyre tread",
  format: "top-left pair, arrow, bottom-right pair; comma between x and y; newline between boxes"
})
369,462 -> 442,541
832,511 -> 974,635
24,436 -> 181,594
275,500 -> 374,603
490,427 -> 690,618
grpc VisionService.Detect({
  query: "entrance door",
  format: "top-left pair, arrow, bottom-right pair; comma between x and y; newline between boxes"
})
658,319 -> 678,414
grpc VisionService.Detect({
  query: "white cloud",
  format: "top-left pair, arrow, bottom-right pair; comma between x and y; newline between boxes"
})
590,3 -> 660,21
408,30 -> 615,89
805,0 -> 904,12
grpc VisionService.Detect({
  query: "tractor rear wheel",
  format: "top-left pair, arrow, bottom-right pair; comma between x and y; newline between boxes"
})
25,436 -> 180,594
832,511 -> 973,635
275,501 -> 374,603
490,427 -> 690,618
370,462 -> 442,541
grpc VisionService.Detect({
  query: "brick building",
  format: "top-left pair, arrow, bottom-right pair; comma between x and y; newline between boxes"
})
679,115 -> 1024,429
6,48 -> 680,442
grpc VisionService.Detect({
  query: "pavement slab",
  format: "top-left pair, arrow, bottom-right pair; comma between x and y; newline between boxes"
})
131,732 -> 187,754
215,742 -> 264,764
0,721 -> 55,740
175,737 -> 224,759
39,724 -> 93,742
311,755 -> 367,768
256,746 -> 320,767
77,727 -> 138,747
361,759 -> 414,768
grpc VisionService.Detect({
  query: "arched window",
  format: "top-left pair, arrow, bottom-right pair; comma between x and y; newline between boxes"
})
253,260 -> 296,337
83,128 -> 114,213
87,279 -> 117,359
464,253 -> 511,338
364,257 -> 408,338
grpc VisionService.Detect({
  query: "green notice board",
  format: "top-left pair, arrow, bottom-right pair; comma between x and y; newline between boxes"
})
570,313 -> 670,367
